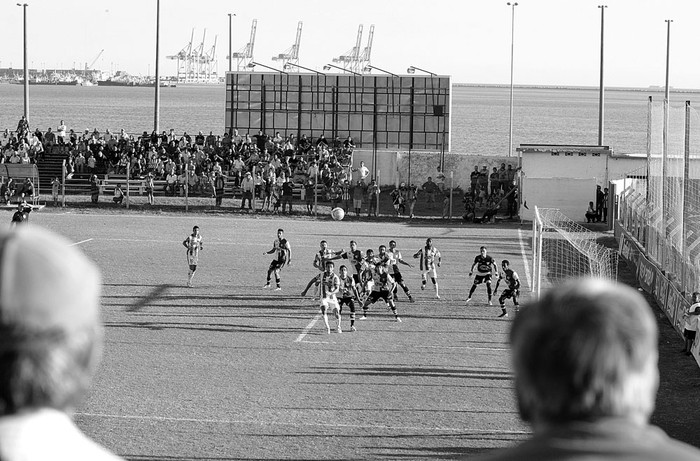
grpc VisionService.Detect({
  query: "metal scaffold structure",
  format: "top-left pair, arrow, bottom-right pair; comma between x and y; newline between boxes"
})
231,19 -> 258,71
271,21 -> 303,68
332,24 -> 374,74
167,29 -> 219,83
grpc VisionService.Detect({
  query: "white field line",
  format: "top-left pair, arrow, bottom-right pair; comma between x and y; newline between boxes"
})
517,228 -> 532,291
75,411 -> 531,434
295,313 -> 321,342
70,238 -> 93,246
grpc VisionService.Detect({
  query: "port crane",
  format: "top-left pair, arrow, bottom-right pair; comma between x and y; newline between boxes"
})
167,29 -> 219,83
231,19 -> 257,71
332,25 -> 364,74
86,49 -> 104,71
271,21 -> 302,68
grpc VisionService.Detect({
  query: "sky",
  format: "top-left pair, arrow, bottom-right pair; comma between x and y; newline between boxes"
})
1,0 -> 699,89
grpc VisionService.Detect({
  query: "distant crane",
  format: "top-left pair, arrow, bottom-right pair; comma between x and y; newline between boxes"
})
271,21 -> 302,68
167,29 -> 219,83
86,49 -> 104,71
231,19 -> 257,71
332,25 -> 364,74
359,25 -> 374,71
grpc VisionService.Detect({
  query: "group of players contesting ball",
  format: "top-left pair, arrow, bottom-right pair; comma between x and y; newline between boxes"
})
183,226 -> 521,334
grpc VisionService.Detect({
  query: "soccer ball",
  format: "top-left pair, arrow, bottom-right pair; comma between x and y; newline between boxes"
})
331,207 -> 345,221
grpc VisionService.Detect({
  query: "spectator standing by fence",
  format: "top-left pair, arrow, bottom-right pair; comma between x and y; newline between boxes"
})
89,175 -> 99,205
422,177 -> 438,209
368,179 -> 380,217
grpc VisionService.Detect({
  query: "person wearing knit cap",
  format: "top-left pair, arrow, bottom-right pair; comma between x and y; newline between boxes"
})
0,226 -> 123,460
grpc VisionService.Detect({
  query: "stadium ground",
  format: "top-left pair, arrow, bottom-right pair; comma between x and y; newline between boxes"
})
22,209 -> 700,460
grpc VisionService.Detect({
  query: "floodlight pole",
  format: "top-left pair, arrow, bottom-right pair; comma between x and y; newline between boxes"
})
598,5 -> 607,145
507,2 -> 518,157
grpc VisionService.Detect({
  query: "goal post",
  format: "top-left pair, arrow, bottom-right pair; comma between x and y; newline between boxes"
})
532,207 -> 619,298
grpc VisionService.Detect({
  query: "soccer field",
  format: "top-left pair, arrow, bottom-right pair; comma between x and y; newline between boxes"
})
33,211 -> 533,460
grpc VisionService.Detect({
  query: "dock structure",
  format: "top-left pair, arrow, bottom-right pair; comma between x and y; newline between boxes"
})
167,29 -> 219,84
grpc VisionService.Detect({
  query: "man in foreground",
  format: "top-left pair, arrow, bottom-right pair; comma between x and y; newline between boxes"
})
472,278 -> 700,461
0,226 -> 123,460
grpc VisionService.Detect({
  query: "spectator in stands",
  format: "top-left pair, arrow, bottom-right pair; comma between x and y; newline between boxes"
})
506,164 -> 516,190
507,185 -> 519,219
352,161 -> 370,183
240,171 -> 255,211
436,167 -> 446,193
470,166 -> 480,198
56,120 -> 67,145
16,115 -> 29,139
407,184 -> 419,219
477,166 -> 489,196
281,178 -> 294,214
473,279 -> 700,461
341,179 -> 351,211
90,175 -> 99,205
585,201 -> 597,223
367,179 -> 380,217
352,179 -> 366,216
0,226 -> 125,461
43,127 -> 56,155
19,178 -> 34,201
602,187 -> 609,223
305,178 -> 316,215
596,185 -> 605,222
113,184 -> 124,206
490,167 -> 500,196
145,173 -> 155,205
421,176 -> 438,209
497,163 -> 508,193
681,292 -> 700,356
213,171 -> 225,207
51,177 -> 60,207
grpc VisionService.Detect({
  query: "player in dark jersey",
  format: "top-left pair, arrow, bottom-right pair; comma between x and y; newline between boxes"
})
493,259 -> 520,318
338,265 -> 360,332
360,263 -> 401,322
340,240 -> 365,289
387,240 -> 414,302
466,246 -> 498,305
263,228 -> 292,290
301,240 -> 343,297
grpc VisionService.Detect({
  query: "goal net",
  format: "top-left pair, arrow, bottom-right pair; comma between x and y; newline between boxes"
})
531,207 -> 619,297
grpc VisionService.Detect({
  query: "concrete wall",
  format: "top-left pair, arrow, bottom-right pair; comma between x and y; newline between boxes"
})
520,177 -> 597,221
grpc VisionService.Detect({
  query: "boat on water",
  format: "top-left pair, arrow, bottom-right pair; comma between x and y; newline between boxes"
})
97,79 -> 175,87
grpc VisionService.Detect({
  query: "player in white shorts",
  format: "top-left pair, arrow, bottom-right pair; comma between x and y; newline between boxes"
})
413,238 -> 441,299
182,225 -> 203,287
319,261 -> 342,334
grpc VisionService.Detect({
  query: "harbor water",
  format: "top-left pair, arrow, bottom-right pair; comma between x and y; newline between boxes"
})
0,83 -> 698,156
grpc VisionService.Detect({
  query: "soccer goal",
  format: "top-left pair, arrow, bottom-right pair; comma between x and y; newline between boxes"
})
531,207 -> 619,298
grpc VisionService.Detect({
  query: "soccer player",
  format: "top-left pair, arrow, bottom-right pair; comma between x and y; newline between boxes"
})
466,246 -> 499,305
182,225 -> 203,287
319,261 -> 342,334
413,238 -> 441,299
340,240 -> 365,292
338,264 -> 360,332
301,240 -> 343,297
263,228 -> 291,290
387,240 -> 415,302
361,263 -> 401,322
493,259 -> 521,318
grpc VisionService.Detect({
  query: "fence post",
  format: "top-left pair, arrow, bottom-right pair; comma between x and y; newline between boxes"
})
449,171 -> 454,219
61,159 -> 66,208
377,170 -> 381,217
682,100 -> 690,295
126,162 -> 130,209
185,164 -> 189,212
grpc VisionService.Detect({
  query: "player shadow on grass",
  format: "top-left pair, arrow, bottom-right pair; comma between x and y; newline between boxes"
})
297,366 -> 514,381
104,321 -> 299,334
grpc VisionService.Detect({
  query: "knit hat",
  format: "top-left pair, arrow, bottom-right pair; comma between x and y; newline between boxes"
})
0,226 -> 101,344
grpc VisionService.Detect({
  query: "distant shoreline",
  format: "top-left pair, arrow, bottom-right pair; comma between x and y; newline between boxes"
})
453,83 -> 700,93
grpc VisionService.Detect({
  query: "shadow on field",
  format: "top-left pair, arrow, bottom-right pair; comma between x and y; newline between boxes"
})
104,321 -> 299,334
298,366 -> 514,381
